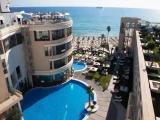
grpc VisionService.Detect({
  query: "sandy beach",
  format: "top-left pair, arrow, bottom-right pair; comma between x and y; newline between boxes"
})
72,36 -> 118,52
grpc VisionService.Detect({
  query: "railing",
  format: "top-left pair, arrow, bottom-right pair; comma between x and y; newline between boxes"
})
30,18 -> 72,25
0,90 -> 23,114
0,25 -> 22,38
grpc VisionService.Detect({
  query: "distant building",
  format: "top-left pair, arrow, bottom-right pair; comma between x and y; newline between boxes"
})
119,17 -> 159,120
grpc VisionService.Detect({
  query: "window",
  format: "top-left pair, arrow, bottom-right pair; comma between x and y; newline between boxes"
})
54,58 -> 66,69
65,42 -> 72,50
2,59 -> 7,74
67,27 -> 72,36
50,61 -> 53,69
10,74 -> 17,87
52,46 -> 56,55
16,66 -> 21,79
52,29 -> 65,40
9,35 -> 17,48
5,78 -> 11,92
44,47 -> 53,56
34,31 -> 50,41
0,20 -> 3,25
56,44 -> 66,54
3,35 -> 18,52
55,72 -> 64,81
16,33 -> 23,44
0,41 -> 3,54
3,38 -> 9,52
44,47 -> 49,56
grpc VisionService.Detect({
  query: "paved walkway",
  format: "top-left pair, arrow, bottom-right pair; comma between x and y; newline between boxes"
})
73,71 -> 126,120
74,72 -> 112,120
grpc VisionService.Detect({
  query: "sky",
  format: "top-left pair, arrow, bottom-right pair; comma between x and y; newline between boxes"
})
10,0 -> 160,10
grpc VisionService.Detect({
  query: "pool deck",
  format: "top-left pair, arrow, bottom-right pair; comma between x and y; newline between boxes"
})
73,72 -> 126,120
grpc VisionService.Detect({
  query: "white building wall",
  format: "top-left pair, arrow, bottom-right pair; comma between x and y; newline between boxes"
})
5,44 -> 27,89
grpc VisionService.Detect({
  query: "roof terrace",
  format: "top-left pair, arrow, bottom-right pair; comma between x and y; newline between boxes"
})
27,12 -> 72,25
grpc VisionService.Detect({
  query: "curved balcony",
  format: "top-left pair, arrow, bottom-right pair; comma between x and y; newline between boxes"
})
0,25 -> 22,39
34,57 -> 73,75
50,47 -> 73,61
50,35 -> 73,45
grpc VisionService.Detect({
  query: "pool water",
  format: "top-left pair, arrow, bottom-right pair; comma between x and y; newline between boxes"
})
72,61 -> 86,72
21,80 -> 92,120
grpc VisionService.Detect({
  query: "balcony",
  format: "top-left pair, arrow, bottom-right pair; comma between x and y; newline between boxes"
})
0,90 -> 22,114
0,25 -> 22,38
139,25 -> 160,118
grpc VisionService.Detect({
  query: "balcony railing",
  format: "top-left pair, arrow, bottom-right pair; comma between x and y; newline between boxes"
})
30,18 -> 72,25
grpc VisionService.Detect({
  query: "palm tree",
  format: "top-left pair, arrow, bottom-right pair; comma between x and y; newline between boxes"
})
106,26 -> 111,51
101,34 -> 105,53
101,34 -> 105,47
86,86 -> 94,108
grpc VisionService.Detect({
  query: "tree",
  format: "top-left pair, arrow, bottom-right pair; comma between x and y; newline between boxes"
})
106,26 -> 111,51
6,107 -> 22,120
150,46 -> 160,67
101,34 -> 105,53
101,34 -> 105,47
86,86 -> 94,108
147,39 -> 155,53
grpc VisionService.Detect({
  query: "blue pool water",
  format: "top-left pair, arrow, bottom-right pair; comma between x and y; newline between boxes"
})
72,61 -> 86,72
21,80 -> 92,120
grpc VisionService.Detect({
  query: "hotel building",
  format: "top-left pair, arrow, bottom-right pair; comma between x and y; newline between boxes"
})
0,0 -> 73,119
119,17 -> 159,120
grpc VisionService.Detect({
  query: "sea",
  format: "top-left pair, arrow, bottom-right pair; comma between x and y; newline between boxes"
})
11,7 -> 160,37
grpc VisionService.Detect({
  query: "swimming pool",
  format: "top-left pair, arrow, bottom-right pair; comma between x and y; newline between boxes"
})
72,61 -> 87,72
21,80 -> 93,120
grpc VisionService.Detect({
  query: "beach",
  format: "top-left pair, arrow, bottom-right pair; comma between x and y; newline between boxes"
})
72,36 -> 118,52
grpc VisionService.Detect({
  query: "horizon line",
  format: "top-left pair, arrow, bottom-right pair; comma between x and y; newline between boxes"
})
10,6 -> 160,11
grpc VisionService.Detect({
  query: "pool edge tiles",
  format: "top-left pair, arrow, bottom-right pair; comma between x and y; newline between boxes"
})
21,79 -> 96,120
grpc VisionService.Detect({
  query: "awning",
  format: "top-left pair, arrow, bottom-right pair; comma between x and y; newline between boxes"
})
16,14 -> 23,18
0,16 -> 4,20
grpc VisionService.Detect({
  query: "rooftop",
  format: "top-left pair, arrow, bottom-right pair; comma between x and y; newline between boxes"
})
26,12 -> 72,25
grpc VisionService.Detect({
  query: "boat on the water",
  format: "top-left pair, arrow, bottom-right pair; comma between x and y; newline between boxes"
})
96,7 -> 103,8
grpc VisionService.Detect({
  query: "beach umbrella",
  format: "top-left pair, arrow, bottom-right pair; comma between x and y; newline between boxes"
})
42,14 -> 51,18
32,14 -> 40,18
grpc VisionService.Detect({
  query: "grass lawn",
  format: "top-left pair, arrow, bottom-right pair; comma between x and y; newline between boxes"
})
87,71 -> 112,90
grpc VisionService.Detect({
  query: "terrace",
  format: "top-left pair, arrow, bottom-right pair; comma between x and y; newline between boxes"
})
28,12 -> 72,25
140,24 -> 160,118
